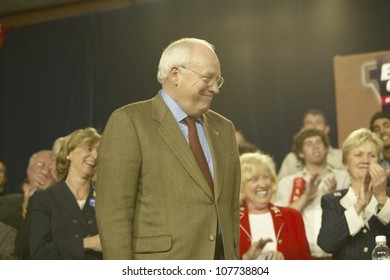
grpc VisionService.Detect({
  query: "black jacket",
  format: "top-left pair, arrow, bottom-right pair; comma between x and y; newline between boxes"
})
317,187 -> 390,259
28,181 -> 102,260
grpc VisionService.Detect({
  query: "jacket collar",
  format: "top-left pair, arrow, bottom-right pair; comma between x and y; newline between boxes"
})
239,203 -> 284,242
51,181 -> 95,228
151,92 -> 224,200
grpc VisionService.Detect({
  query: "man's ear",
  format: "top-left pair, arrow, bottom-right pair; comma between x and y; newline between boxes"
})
169,66 -> 180,86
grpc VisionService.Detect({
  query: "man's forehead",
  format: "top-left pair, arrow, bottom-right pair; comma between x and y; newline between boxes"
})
373,117 -> 390,125
34,152 -> 54,162
303,135 -> 322,142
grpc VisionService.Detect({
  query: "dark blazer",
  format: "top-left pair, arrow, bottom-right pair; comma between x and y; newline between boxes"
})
240,203 -> 312,260
317,188 -> 390,260
0,193 -> 23,230
29,181 -> 102,259
96,92 -> 241,260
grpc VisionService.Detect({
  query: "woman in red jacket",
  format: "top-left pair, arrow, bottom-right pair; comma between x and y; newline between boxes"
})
239,152 -> 312,260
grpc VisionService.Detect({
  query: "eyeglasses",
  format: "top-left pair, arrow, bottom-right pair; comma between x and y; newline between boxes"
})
179,65 -> 225,88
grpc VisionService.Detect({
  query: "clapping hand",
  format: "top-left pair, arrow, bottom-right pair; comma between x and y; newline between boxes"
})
242,238 -> 272,260
357,163 -> 386,208
304,174 -> 321,200
355,169 -> 374,213
242,238 -> 284,260
323,176 -> 337,194
368,163 -> 388,204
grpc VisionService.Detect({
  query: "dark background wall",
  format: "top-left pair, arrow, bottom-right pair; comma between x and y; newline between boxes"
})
1,0 -> 390,193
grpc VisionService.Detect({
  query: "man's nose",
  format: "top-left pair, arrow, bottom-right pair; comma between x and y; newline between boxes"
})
209,80 -> 219,94
39,168 -> 49,176
91,148 -> 98,159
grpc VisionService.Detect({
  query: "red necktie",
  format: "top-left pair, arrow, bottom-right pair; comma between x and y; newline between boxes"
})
185,116 -> 214,194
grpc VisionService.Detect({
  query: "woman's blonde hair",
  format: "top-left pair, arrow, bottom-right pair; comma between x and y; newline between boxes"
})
341,128 -> 383,165
56,127 -> 101,180
239,152 -> 277,206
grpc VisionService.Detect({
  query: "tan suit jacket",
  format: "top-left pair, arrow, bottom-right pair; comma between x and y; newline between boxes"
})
96,92 -> 241,259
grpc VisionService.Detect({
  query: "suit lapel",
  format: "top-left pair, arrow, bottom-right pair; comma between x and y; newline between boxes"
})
269,204 -> 285,243
203,113 -> 224,200
52,181 -> 90,228
82,189 -> 96,222
152,93 -> 214,199
239,205 -> 252,241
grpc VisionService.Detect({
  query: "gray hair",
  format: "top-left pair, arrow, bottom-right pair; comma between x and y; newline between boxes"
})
157,38 -> 215,84
28,150 -> 53,168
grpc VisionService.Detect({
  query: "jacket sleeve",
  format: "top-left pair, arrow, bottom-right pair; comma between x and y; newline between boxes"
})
96,109 -> 141,259
317,193 -> 350,253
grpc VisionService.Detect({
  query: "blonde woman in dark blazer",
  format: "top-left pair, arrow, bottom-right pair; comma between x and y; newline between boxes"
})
29,127 -> 102,259
318,128 -> 390,259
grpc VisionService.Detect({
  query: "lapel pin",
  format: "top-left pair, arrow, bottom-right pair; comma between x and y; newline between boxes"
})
89,197 -> 96,208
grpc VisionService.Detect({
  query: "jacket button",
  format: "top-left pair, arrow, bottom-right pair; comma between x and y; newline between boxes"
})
208,235 -> 215,241
88,220 -> 93,225
75,234 -> 80,238
72,219 -> 78,224
363,229 -> 367,233
278,239 -> 283,244
363,247 -> 368,253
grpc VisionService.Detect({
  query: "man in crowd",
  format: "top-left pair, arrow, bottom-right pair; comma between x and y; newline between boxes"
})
273,128 -> 349,259
369,111 -> 390,185
15,149 -> 58,259
278,109 -> 344,180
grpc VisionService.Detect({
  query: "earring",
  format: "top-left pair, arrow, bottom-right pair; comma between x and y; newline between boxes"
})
66,155 -> 70,160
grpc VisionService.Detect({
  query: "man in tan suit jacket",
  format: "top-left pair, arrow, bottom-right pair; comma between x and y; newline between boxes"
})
96,38 -> 240,259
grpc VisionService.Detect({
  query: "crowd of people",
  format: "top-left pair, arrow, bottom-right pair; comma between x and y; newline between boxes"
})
0,37 -> 389,260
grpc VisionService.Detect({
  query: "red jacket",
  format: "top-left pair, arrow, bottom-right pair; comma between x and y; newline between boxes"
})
240,203 -> 312,260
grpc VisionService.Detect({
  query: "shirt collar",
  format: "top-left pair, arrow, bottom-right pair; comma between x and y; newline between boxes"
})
160,90 -> 203,124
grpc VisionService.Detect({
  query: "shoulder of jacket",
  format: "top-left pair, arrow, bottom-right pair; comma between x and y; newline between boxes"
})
204,110 -> 232,124
331,188 -> 348,198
